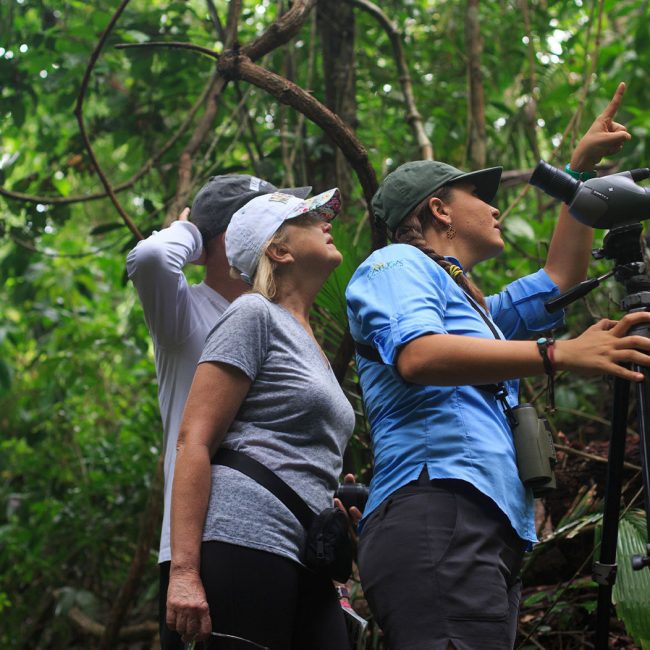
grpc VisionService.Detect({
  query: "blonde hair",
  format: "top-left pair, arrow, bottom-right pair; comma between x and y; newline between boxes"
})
230,226 -> 289,301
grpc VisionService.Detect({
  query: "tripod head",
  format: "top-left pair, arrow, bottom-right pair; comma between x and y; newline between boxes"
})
530,160 -> 650,229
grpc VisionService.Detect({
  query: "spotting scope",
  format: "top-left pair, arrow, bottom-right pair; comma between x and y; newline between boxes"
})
529,160 -> 650,229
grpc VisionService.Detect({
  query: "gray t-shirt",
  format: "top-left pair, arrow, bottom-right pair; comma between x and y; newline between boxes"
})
198,293 -> 356,564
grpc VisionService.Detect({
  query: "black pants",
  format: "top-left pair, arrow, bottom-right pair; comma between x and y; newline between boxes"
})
358,475 -> 527,650
159,541 -> 350,650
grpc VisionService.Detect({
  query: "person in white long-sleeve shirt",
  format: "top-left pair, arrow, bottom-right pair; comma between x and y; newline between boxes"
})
126,174 -> 310,650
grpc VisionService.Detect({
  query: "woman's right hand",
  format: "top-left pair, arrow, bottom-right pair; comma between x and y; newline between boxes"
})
166,567 -> 212,642
557,311 -> 650,381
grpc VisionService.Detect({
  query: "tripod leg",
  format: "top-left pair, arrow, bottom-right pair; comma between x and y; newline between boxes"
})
632,366 -> 650,568
595,377 -> 629,650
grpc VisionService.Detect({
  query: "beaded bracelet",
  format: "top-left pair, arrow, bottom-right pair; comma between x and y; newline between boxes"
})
537,337 -> 556,412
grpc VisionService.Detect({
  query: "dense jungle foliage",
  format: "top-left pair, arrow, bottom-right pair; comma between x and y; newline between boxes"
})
3,0 -> 650,647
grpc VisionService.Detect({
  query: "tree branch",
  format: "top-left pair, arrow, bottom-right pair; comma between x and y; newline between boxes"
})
242,0 -> 318,61
218,52 -> 384,249
0,74 -> 216,207
163,73 -> 229,224
1,153 -> 528,209
118,0 -> 319,64
234,82 -> 264,174
206,0 -> 226,41
197,83 -> 256,176
115,41 -> 221,59
347,0 -> 433,160
67,607 -> 158,641
279,50 -> 297,187
160,0 -> 321,222
122,40 -> 384,247
162,1 -> 240,224
73,0 -> 142,240
554,443 -> 641,472
117,0 -> 319,226
287,11 -> 318,183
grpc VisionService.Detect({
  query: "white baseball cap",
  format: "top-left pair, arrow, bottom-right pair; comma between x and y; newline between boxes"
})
225,188 -> 341,283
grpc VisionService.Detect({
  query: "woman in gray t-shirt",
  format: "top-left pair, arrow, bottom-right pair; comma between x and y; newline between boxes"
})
166,189 -> 356,649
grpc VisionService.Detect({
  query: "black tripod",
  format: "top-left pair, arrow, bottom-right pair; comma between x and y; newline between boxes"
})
548,222 -> 650,648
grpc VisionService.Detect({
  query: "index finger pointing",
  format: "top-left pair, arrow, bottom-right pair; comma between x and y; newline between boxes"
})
600,82 -> 626,120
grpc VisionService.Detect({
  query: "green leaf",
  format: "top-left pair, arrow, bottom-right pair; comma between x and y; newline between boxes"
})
612,511 -> 650,649
504,215 -> 536,241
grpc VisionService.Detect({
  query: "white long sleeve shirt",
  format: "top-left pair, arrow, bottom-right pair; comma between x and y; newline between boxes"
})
126,221 -> 229,563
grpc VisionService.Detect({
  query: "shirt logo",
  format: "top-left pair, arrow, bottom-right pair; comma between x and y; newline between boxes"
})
368,259 -> 404,278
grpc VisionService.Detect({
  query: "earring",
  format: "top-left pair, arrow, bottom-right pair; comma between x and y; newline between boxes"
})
446,224 -> 456,240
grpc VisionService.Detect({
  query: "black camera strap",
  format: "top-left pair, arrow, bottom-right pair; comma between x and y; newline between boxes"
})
354,342 -> 383,363
211,447 -> 315,530
458,292 -> 517,427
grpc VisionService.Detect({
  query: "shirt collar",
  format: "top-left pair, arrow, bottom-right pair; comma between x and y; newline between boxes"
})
444,256 -> 465,273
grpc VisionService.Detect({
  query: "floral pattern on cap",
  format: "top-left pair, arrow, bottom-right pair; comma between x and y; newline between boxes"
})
302,188 -> 341,221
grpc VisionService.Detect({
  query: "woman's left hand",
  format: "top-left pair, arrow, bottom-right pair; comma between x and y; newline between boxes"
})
166,567 -> 212,642
571,82 -> 632,170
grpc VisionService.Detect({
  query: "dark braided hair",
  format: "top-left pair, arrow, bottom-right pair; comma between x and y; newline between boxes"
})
392,186 -> 488,310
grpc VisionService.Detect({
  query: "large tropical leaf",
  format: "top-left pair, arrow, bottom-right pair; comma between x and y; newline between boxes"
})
613,510 -> 650,649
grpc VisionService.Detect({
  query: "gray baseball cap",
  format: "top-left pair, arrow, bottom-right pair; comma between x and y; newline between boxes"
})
191,174 -> 311,245
372,161 -> 502,232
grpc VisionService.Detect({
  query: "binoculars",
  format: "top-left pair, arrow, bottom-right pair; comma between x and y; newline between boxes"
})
335,483 -> 369,512
511,403 -> 557,497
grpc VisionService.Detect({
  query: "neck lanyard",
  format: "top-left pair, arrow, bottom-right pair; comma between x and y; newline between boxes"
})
461,290 -> 517,427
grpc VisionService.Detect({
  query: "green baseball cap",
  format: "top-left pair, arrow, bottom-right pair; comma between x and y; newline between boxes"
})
372,160 -> 503,232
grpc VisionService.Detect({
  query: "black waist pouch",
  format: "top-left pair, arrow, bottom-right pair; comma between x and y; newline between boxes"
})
304,506 -> 353,582
212,448 -> 353,583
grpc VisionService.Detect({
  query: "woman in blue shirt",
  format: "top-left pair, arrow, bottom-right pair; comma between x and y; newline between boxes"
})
346,84 -> 650,649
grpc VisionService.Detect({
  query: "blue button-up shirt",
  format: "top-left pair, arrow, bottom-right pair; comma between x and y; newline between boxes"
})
346,244 -> 564,543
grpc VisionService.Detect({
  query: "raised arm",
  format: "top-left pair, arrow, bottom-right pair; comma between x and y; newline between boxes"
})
544,82 -> 632,293
126,208 -> 205,346
165,361 -> 251,642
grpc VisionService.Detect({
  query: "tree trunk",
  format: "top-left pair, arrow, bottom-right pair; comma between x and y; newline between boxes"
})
316,0 -> 357,205
465,0 -> 486,170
